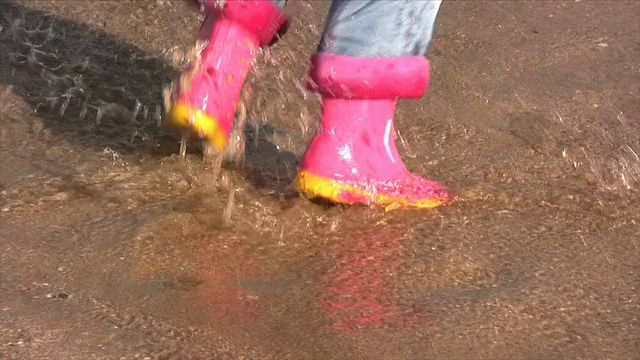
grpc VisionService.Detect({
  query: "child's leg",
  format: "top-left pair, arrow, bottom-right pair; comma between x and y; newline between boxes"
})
318,0 -> 442,57
295,0 -> 448,210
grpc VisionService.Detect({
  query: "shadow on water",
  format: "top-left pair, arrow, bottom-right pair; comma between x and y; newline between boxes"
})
0,0 -> 298,194
0,0 -> 173,154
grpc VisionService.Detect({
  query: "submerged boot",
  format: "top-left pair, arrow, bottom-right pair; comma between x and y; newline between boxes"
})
165,0 -> 286,151
295,54 -> 449,210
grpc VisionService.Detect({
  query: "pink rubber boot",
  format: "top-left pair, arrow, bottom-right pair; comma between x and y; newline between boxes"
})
165,1 -> 286,151
294,54 -> 449,211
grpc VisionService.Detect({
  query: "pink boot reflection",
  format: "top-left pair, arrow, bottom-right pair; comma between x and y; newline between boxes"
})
318,226 -> 423,332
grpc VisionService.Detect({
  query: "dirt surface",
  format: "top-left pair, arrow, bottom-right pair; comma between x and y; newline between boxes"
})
1,0 -> 639,359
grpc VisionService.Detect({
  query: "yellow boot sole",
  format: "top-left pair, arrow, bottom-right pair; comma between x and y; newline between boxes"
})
294,171 -> 448,212
164,101 -> 228,152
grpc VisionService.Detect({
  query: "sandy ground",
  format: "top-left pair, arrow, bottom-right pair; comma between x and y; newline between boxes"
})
1,0 -> 639,359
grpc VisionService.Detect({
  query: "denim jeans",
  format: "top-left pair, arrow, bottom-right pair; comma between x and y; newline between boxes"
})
269,0 -> 442,57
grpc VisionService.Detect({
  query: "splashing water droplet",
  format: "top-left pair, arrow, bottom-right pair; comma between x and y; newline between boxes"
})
95,105 -> 104,125
222,187 -> 236,227
154,105 -> 162,128
162,85 -> 172,113
179,131 -> 188,158
131,100 -> 141,123
397,129 -> 417,159
78,103 -> 87,120
59,97 -> 69,116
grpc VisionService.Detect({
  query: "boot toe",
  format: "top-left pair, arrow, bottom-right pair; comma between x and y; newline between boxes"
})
165,101 -> 229,151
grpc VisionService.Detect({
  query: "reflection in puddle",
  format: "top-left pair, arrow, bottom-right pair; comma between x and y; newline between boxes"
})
191,248 -> 270,326
318,225 -> 423,332
182,220 -> 431,335
195,271 -> 262,321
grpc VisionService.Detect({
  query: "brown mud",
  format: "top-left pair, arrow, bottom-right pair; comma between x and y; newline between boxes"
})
1,1 -> 639,359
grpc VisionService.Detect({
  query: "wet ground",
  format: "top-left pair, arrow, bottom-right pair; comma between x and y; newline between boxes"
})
1,0 -> 639,359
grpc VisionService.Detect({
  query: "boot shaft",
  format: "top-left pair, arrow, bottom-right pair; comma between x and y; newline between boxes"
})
302,97 -> 407,181
197,0 -> 286,46
308,53 -> 430,100
300,54 -> 431,181
170,0 -> 287,142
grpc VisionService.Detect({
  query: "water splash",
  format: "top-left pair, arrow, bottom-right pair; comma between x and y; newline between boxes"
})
560,110 -> 640,191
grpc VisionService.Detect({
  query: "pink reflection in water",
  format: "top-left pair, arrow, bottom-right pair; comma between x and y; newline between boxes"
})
318,226 -> 424,332
191,250 -> 267,325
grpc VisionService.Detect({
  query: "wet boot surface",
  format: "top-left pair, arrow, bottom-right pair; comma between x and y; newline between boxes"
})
1,1 -> 639,359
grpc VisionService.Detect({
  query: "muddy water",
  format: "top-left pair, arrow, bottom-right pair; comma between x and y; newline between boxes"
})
1,1 -> 639,359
